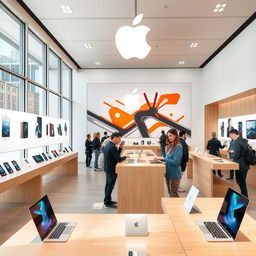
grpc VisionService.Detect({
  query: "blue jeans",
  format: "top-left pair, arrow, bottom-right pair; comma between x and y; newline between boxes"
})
93,149 -> 101,169
104,172 -> 117,205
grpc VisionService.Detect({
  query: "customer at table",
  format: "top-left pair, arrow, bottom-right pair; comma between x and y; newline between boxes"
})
85,134 -> 93,167
161,128 -> 183,197
159,130 -> 167,157
103,132 -> 128,208
229,129 -> 249,197
206,131 -> 225,177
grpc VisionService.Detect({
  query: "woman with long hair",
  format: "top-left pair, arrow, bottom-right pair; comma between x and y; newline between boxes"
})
161,128 -> 183,197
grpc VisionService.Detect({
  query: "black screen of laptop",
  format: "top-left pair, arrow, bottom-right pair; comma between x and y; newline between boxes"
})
217,188 -> 249,239
29,195 -> 57,240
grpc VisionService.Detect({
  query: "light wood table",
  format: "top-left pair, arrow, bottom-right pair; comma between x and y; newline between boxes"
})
189,152 -> 239,197
0,153 -> 78,203
116,150 -> 165,214
0,214 -> 186,256
162,197 -> 256,256
220,148 -> 256,188
123,144 -> 162,156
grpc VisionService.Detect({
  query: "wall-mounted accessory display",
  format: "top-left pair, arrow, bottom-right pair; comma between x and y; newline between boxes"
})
2,116 -> 10,138
46,153 -> 52,160
0,109 -> 69,153
246,120 -> 256,139
87,83 -> 191,138
11,160 -> 21,171
32,155 -> 44,163
0,165 -> 7,176
41,153 -> 49,161
3,162 -> 14,174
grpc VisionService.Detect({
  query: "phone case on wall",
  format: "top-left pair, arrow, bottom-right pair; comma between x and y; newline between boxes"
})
21,122 -> 28,138
2,116 -> 10,137
246,120 -> 256,140
49,123 -> 55,137
36,117 -> 42,138
238,121 -> 243,136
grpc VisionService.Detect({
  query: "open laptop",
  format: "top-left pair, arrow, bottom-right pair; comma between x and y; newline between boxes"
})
184,185 -> 200,213
29,195 -> 76,242
125,214 -> 148,236
197,188 -> 249,242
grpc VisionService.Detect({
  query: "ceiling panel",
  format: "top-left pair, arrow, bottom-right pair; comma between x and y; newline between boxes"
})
20,0 -> 256,68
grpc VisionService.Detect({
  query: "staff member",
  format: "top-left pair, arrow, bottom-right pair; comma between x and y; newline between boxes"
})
229,129 -> 249,197
85,134 -> 93,167
159,130 -> 167,157
159,128 -> 183,197
206,132 -> 225,177
103,132 -> 129,208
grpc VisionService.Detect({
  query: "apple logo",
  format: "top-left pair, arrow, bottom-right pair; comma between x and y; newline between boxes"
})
123,88 -> 140,112
115,13 -> 151,59
134,221 -> 139,228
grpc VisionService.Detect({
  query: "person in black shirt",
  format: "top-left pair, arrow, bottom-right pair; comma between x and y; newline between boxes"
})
102,132 -> 129,208
92,132 -> 101,171
159,130 -> 167,157
101,131 -> 109,144
85,134 -> 93,167
206,132 -> 225,177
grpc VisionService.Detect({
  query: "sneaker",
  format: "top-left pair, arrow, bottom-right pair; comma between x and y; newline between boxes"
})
111,201 -> 117,205
226,177 -> 233,180
104,204 -> 117,209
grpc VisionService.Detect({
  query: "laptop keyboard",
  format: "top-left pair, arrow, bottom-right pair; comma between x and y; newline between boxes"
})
48,222 -> 68,239
204,222 -> 230,239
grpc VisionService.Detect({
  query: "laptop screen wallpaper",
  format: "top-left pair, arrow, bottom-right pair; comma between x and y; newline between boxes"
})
30,196 -> 57,239
217,191 -> 248,238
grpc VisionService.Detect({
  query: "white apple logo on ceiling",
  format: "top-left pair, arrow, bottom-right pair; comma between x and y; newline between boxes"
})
115,14 -> 151,59
123,88 -> 140,112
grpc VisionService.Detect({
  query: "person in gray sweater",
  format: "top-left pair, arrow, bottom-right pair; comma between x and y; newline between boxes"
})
229,129 -> 249,197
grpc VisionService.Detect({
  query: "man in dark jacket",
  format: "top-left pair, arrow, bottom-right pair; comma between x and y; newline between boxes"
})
159,130 -> 166,157
179,131 -> 189,192
103,132 -> 128,208
85,134 -> 93,167
229,129 -> 249,197
101,131 -> 109,143
206,132 -> 225,177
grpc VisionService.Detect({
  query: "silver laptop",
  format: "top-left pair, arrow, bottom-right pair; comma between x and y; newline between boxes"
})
125,214 -> 148,236
197,188 -> 249,242
183,185 -> 200,213
29,195 -> 76,242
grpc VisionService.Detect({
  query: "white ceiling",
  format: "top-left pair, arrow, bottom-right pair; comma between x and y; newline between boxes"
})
22,0 -> 256,69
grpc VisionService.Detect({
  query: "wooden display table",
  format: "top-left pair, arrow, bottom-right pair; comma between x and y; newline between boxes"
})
189,152 -> 238,197
0,214 -> 186,256
220,148 -> 256,188
0,153 -> 78,203
123,144 -> 161,156
162,197 -> 256,256
116,149 -> 165,214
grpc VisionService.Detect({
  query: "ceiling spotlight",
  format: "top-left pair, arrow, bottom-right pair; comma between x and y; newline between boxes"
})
84,43 -> 92,49
60,5 -> 72,14
213,3 -> 227,13
95,61 -> 101,65
179,60 -> 185,65
190,42 -> 198,48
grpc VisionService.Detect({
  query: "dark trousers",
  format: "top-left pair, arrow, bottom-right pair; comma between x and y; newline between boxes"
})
104,172 -> 117,205
181,162 -> 187,172
229,170 -> 234,178
235,168 -> 249,198
160,144 -> 166,157
86,151 -> 92,167
213,169 -> 222,176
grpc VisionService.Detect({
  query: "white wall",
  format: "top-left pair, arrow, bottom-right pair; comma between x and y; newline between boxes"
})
73,69 -> 203,161
202,19 -> 256,105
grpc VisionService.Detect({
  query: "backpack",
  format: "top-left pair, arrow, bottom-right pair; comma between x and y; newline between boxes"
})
243,142 -> 256,165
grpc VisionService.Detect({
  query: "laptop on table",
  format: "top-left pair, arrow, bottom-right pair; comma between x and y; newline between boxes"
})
197,188 -> 249,242
29,195 -> 76,242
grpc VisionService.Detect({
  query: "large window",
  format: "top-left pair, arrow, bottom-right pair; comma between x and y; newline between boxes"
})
49,50 -> 60,93
0,5 -> 24,75
28,31 -> 46,85
49,92 -> 60,118
63,98 -> 72,142
62,62 -> 71,99
0,69 -> 24,111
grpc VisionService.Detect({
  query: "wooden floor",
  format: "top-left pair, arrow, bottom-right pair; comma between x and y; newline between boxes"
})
0,162 -> 256,245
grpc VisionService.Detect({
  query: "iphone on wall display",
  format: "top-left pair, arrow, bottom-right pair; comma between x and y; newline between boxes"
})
2,116 -> 10,137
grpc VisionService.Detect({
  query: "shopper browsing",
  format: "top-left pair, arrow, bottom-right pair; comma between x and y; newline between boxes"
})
229,129 -> 249,197
103,132 -> 129,208
159,130 -> 167,157
92,132 -> 101,171
206,131 -> 225,177
101,131 -> 109,143
157,128 -> 183,197
85,134 -> 93,167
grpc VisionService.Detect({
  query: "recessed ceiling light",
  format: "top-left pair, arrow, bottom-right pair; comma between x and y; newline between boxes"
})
213,3 -> 227,13
84,43 -> 92,49
60,5 -> 72,14
190,42 -> 198,48
179,60 -> 185,65
95,61 -> 101,65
